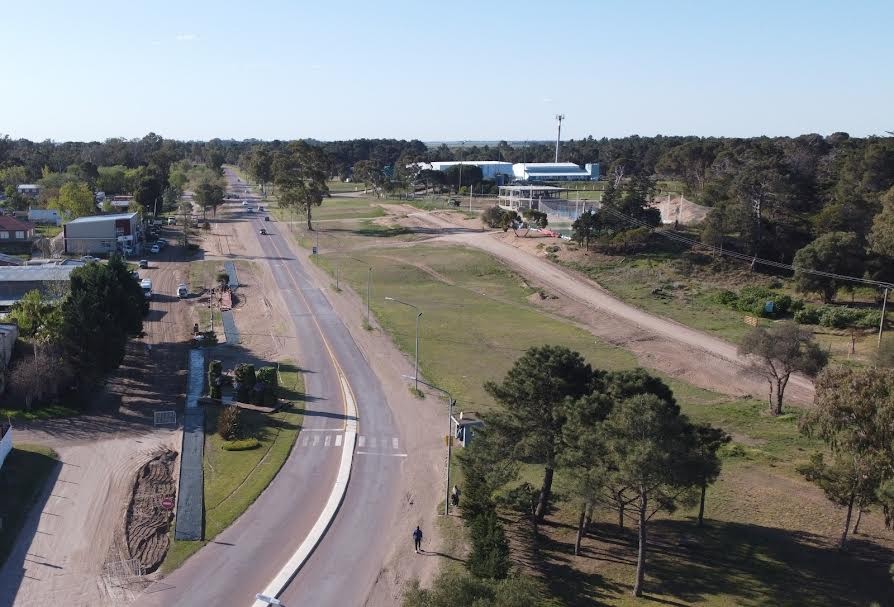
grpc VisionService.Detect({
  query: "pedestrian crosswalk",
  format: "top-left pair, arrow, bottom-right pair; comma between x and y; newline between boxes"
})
297,431 -> 403,455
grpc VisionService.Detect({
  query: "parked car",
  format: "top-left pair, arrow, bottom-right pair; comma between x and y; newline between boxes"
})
259,228 -> 267,235
247,207 -> 255,213
150,244 -> 160,254
264,216 -> 270,222
140,278 -> 153,300
167,217 -> 176,225
157,238 -> 167,248
138,259 -> 149,269
258,206 -> 264,211
177,283 -> 189,298
242,200 -> 248,206
81,256 -> 98,263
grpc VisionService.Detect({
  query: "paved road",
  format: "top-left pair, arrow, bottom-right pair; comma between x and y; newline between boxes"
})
137,170 -> 403,607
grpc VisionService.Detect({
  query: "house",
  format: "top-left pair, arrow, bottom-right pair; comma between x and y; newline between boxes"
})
0,216 -> 35,243
0,265 -> 77,310
28,208 -> 62,226
450,411 -> 485,448
16,184 -> 40,198
63,212 -> 141,255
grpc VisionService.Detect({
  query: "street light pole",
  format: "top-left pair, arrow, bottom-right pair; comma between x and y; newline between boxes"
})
404,376 -> 456,515
385,297 -> 422,391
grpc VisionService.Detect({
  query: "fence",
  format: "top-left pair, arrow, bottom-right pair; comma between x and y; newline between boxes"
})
103,558 -> 144,586
538,198 -> 600,222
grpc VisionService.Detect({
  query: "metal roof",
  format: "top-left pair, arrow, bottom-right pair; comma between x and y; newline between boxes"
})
0,265 -> 78,281
67,212 -> 138,224
498,185 -> 565,191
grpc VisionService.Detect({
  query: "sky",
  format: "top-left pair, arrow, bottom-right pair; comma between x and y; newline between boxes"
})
1,0 -> 893,143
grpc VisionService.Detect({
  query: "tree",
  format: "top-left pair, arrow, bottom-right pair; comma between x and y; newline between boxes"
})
8,350 -> 69,411
738,321 -> 828,415
802,366 -> 894,541
248,147 -> 274,194
60,256 -> 144,391
691,424 -> 730,527
51,181 -> 95,219
275,142 -> 330,230
484,346 -> 597,521
598,393 -> 700,597
133,166 -> 165,215
96,165 -> 128,195
194,180 -> 224,218
793,232 -> 864,302
571,211 -> 599,251
7,290 -> 63,345
467,510 -> 510,579
402,570 -> 553,607
869,186 -> 894,258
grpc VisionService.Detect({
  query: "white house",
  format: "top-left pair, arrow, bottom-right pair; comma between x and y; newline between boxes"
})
512,162 -> 599,182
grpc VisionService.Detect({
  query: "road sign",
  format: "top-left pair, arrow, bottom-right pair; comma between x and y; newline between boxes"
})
161,497 -> 175,511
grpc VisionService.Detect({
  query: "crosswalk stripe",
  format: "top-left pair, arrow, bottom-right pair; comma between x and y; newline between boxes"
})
370,437 -> 377,449
324,435 -> 331,447
302,436 -> 309,446
335,434 -> 343,447
312,435 -> 319,447
358,436 -> 366,448
392,438 -> 399,450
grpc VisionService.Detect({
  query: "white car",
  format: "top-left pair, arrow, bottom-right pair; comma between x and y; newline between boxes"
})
242,200 -> 248,206
140,278 -> 153,300
177,283 -> 189,298
150,244 -> 160,254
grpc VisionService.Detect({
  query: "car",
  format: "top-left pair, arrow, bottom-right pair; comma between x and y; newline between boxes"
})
177,283 -> 189,298
242,200 -> 248,206
247,207 -> 255,213
258,206 -> 264,211
264,216 -> 270,222
138,259 -> 149,269
157,238 -> 167,248
167,217 -> 176,225
81,255 -> 98,263
140,278 -> 152,300
150,244 -> 160,254
259,228 -> 268,235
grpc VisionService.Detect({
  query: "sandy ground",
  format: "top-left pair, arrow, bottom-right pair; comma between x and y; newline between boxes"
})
380,205 -> 814,404
1,227 -> 197,607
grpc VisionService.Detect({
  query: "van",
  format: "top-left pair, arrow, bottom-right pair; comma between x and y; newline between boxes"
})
140,278 -> 153,300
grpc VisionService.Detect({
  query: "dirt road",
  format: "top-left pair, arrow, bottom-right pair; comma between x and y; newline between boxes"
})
385,205 -> 814,404
1,232 -> 194,607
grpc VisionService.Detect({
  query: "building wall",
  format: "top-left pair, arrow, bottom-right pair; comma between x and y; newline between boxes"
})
63,215 -> 138,254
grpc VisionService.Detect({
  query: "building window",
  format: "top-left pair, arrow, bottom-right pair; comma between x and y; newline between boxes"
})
0,231 -> 8,239
14,231 -> 24,239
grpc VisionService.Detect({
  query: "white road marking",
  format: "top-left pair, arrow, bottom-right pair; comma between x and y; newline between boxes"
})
392,438 -> 399,450
355,452 -> 408,457
312,435 -> 319,447
324,435 -> 331,447
335,435 -> 343,447
302,436 -> 309,446
358,436 -> 366,448
369,437 -> 377,449
301,428 -> 336,432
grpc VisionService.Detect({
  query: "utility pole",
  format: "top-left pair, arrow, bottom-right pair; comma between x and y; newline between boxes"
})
554,114 -> 565,163
880,287 -> 889,348
457,141 -> 464,197
385,297 -> 421,392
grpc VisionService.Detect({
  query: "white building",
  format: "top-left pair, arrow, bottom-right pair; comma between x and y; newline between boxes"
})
28,208 -> 62,226
16,184 -> 40,198
512,162 -> 599,182
417,161 -> 514,181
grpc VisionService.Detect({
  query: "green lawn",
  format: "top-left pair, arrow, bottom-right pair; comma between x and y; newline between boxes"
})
311,243 -> 892,606
0,404 -> 80,422
0,444 -> 58,566
34,225 -> 62,238
162,360 -> 304,572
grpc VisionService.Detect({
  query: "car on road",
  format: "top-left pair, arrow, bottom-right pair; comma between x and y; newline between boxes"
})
157,238 -> 167,248
264,216 -> 270,221
177,283 -> 189,298
167,217 -> 176,225
259,228 -> 268,235
150,244 -> 160,254
258,206 -> 264,211
138,259 -> 149,269
81,255 -> 98,263
247,207 -> 255,213
140,278 -> 152,300
242,200 -> 248,206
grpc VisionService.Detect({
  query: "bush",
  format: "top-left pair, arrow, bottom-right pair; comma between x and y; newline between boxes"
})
817,306 -> 880,329
795,306 -> 821,325
234,363 -> 256,402
215,271 -> 230,289
876,337 -> 894,368
713,290 -> 739,307
257,366 -> 278,406
221,437 -> 260,451
496,482 -> 538,516
217,405 -> 241,440
208,359 -> 223,399
467,510 -> 510,580
521,209 -> 548,229
482,206 -> 506,228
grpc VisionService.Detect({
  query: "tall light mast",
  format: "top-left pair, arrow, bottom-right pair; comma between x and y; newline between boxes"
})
554,114 -> 565,162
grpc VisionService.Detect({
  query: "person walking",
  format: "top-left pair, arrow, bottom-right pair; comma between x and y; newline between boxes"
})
412,526 -> 423,553
451,485 -> 461,507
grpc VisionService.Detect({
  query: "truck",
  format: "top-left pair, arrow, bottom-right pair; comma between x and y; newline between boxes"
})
140,278 -> 153,300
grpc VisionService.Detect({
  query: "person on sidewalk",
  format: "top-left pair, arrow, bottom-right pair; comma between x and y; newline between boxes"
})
451,485 -> 461,507
413,526 -> 423,553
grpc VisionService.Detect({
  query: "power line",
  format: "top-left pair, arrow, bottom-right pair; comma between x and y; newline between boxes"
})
593,205 -> 894,289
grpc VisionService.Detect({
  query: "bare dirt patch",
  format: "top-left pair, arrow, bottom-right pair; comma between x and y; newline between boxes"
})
123,449 -> 178,574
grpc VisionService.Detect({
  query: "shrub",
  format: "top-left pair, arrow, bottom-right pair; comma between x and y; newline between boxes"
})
713,290 -> 739,307
467,510 -> 510,580
257,366 -> 278,406
215,271 -> 230,289
876,337 -> 894,368
217,405 -> 241,440
795,306 -> 821,325
234,363 -> 256,402
521,209 -> 548,229
482,206 -> 506,228
221,437 -> 260,451
496,482 -> 538,516
208,359 -> 223,399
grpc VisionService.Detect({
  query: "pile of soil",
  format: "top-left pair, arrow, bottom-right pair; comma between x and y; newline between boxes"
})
125,448 -> 178,573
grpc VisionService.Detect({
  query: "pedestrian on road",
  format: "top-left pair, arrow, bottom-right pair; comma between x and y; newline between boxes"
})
413,526 -> 423,553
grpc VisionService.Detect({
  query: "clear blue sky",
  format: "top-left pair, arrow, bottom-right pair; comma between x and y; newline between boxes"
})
2,0 -> 892,142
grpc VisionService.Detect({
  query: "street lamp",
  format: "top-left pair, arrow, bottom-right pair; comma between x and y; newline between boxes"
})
385,297 -> 421,392
349,257 -> 372,325
403,376 -> 456,516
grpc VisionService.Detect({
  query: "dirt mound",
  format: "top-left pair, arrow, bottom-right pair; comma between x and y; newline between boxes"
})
126,448 -> 178,573
651,195 -> 710,225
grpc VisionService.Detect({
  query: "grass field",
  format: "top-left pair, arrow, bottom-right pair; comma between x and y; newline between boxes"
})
162,360 -> 304,572
310,242 -> 893,606
0,404 -> 80,422
0,444 -> 58,566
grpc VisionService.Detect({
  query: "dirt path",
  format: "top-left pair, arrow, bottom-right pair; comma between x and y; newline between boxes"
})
382,205 -> 814,404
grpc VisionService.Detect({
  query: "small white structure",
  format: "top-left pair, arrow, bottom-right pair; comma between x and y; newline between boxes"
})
497,185 -> 567,212
16,184 -> 40,198
450,411 -> 484,448
27,208 -> 62,226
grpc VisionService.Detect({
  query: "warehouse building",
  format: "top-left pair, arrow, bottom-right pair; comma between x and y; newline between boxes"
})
0,265 -> 77,309
512,162 -> 599,182
417,161 -> 514,180
63,212 -> 141,255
